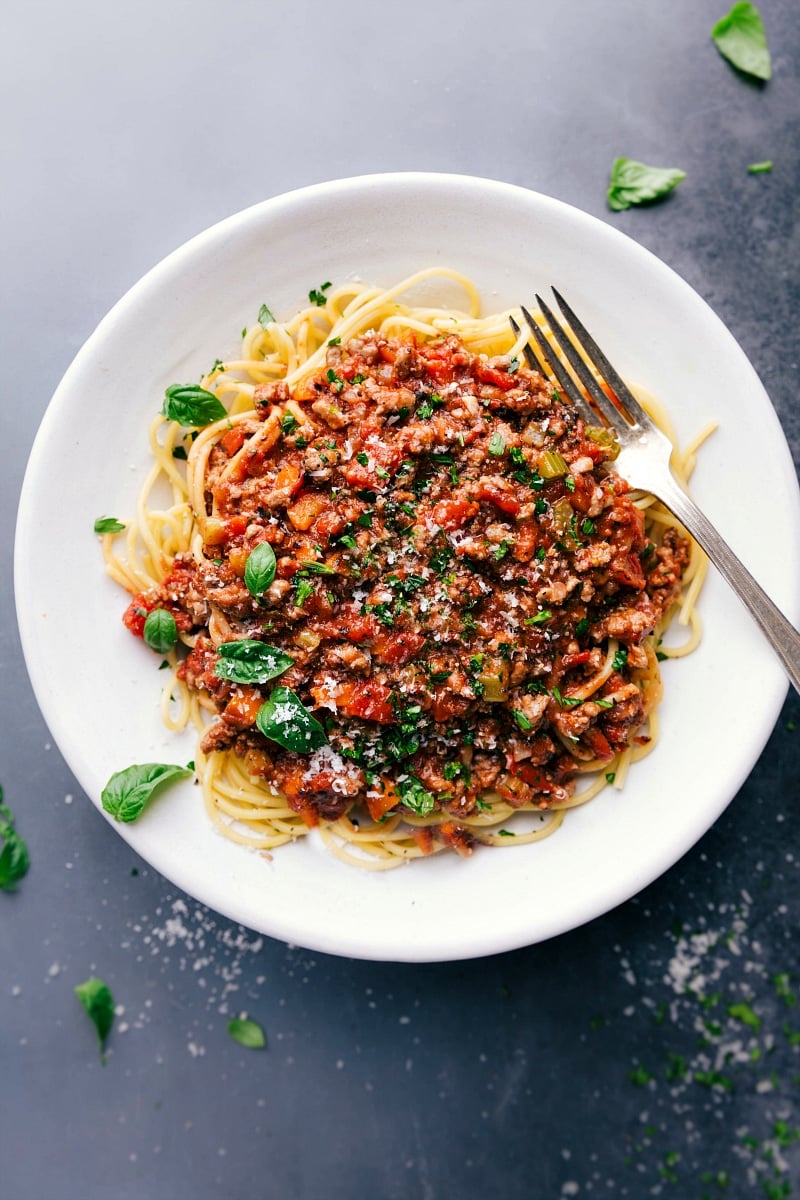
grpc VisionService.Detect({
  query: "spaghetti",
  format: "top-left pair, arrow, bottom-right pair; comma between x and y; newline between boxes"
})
100,269 -> 708,868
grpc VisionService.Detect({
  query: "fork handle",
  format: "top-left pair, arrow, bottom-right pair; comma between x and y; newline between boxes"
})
653,470 -> 800,695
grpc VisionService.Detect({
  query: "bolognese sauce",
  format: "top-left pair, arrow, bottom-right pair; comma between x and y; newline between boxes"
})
123,333 -> 689,853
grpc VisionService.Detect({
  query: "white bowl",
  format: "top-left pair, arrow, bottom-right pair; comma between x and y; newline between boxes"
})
15,173 -> 800,961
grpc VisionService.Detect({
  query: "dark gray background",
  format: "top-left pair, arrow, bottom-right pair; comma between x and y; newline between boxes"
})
3,1 -> 799,1196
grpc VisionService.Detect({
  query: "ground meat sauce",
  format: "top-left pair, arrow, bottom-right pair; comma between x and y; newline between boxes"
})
124,334 -> 689,852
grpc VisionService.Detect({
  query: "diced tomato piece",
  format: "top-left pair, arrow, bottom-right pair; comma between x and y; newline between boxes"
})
431,690 -> 471,723
222,687 -> 263,728
220,426 -> 247,456
372,630 -> 425,665
512,519 -> 538,562
438,821 -> 474,857
342,433 -> 403,491
475,480 -> 521,515
312,679 -> 394,724
431,498 -> 479,530
287,491 -> 328,531
507,761 -> 560,793
223,514 -> 249,540
311,609 -> 379,643
561,650 -> 592,670
582,727 -> 615,762
366,779 -> 400,823
474,362 -> 517,391
122,594 -> 150,638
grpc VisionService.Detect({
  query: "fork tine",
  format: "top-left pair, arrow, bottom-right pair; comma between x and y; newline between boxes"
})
508,314 -> 544,375
550,288 -> 654,430
518,306 -> 597,429
533,293 -> 623,429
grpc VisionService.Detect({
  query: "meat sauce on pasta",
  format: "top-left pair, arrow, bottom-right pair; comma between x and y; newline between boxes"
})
121,327 -> 691,859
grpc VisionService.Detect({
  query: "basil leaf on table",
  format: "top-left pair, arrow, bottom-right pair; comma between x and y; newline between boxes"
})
75,977 -> 115,1062
162,384 -> 227,427
0,795 -> 30,891
711,1 -> 771,81
214,641 -> 294,686
101,763 -> 192,823
244,542 -> 277,598
93,516 -> 126,534
143,608 -> 178,654
256,687 -> 328,753
228,1017 -> 266,1049
747,160 -> 773,174
607,158 -> 686,211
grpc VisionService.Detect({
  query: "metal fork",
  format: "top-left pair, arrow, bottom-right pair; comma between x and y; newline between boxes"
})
510,289 -> 800,694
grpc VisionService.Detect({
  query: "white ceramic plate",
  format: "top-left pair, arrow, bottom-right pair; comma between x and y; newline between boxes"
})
15,173 -> 800,961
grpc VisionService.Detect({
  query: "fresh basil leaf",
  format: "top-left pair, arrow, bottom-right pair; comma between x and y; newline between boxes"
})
227,1017 -> 266,1049
607,158 -> 686,212
214,641 -> 294,685
101,763 -> 191,823
258,303 -> 275,328
711,1 -> 771,81
75,977 -> 114,1062
162,384 -> 227,427
488,432 -> 506,456
143,608 -> 178,654
255,687 -> 328,753
93,516 -> 126,534
0,798 -> 30,891
244,542 -> 277,597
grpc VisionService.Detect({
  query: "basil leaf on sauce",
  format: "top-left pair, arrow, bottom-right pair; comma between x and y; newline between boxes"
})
244,543 -> 277,598
143,608 -> 178,654
607,158 -> 686,211
0,796 -> 30,891
75,977 -> 115,1062
162,384 -> 227,427
214,641 -> 294,686
711,2 -> 771,81
101,763 -> 192,823
227,1017 -> 266,1049
255,687 -> 328,753
93,516 -> 126,535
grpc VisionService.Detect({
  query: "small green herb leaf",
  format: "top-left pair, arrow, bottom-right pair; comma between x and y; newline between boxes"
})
101,763 -> 191,823
524,610 -> 552,626
747,160 -> 773,174
488,432 -> 506,456
93,516 -> 126,535
607,158 -> 686,212
244,542 -> 277,598
214,641 -> 294,686
0,796 -> 30,891
228,1017 -> 266,1049
143,609 -> 178,654
256,687 -> 328,753
309,281 -> 332,306
75,977 -> 115,1061
711,2 -> 771,81
296,561 -> 337,575
162,384 -> 227,427
258,303 -> 276,327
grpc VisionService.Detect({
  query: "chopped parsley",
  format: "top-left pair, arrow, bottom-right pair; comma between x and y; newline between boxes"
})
308,281 -> 332,306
